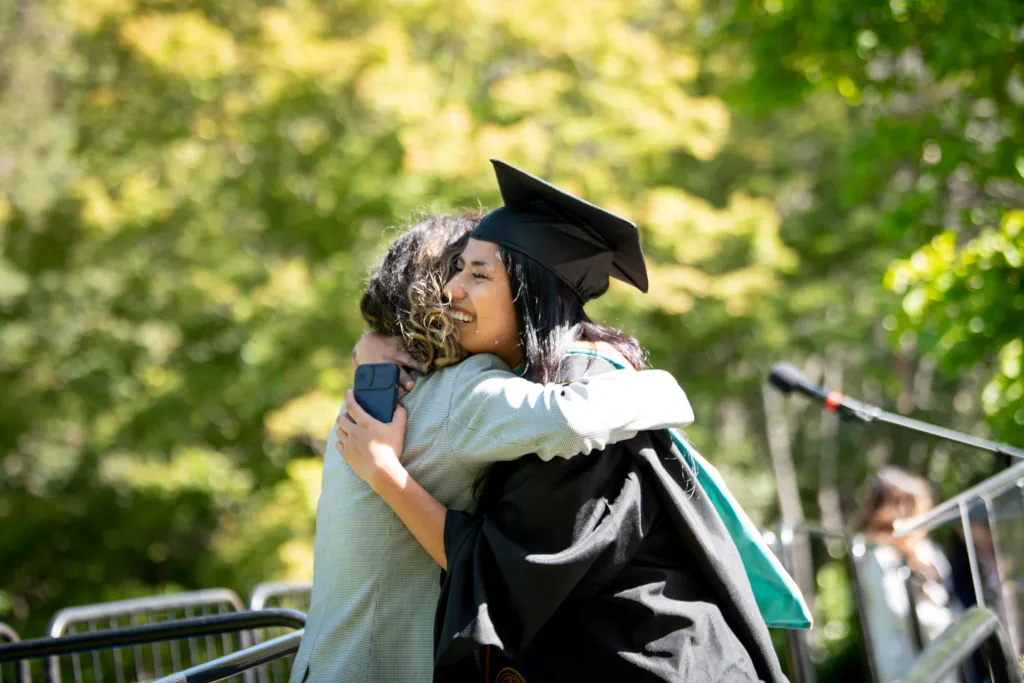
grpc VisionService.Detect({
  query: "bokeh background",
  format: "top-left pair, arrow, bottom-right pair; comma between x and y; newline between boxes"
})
1,0 -> 1022,675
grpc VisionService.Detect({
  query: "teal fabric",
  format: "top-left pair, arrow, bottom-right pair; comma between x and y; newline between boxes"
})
566,350 -> 812,630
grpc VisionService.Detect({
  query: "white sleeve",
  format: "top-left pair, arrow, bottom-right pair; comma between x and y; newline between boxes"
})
442,354 -> 694,463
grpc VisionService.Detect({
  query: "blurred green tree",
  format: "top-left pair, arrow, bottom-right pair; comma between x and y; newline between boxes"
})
0,0 -> 794,635
0,1 -> 1019,666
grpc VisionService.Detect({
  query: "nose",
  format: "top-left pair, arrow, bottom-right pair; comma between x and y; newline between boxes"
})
444,273 -> 467,303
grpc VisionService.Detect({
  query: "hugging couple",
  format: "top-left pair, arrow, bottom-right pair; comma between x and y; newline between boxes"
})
290,160 -> 794,683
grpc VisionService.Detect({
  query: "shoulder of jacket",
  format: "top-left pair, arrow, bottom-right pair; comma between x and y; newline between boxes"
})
425,355 -> 514,412
455,353 -> 512,376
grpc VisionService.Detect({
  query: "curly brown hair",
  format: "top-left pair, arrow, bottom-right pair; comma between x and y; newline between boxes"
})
359,212 -> 481,371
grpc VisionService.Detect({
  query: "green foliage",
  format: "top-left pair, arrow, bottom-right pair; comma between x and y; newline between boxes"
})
0,0 -> 1019,656
0,0 -> 789,635
725,0 -> 1024,439
888,211 -> 1024,442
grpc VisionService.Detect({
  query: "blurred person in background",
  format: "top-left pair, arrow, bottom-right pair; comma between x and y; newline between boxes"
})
854,467 -> 957,682
290,211 -> 695,683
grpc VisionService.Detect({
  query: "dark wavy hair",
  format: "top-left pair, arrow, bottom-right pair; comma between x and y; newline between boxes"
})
499,246 -> 648,382
359,212 -> 481,370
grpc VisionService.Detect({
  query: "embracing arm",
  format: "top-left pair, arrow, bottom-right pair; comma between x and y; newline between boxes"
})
351,332 -> 429,393
336,390 -> 646,654
373,462 -> 449,569
336,391 -> 450,568
444,354 -> 694,463
349,333 -> 694,463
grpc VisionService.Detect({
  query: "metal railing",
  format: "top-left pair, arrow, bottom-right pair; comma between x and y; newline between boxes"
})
768,521 -> 924,683
895,460 -> 1024,657
902,607 -> 1022,683
246,584 -> 310,683
0,622 -> 30,683
151,631 -> 303,683
247,585 -> 310,614
0,607 -> 304,683
895,461 -> 1024,540
45,589 -> 249,683
0,610 -> 303,683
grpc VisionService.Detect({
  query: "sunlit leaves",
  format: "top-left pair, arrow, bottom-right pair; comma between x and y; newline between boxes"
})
264,391 -> 345,443
0,258 -> 29,307
120,13 -> 240,80
401,104 -> 478,179
67,0 -> 134,32
887,211 -> 1024,439
2,0 -> 1018,642
257,8 -> 364,85
209,458 -> 320,586
99,448 -> 254,504
0,3 -> 76,217
489,71 -> 573,115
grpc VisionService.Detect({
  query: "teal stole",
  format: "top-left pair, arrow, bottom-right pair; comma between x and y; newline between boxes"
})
566,349 -> 812,630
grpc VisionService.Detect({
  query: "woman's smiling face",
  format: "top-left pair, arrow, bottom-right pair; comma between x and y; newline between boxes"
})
443,238 -> 521,369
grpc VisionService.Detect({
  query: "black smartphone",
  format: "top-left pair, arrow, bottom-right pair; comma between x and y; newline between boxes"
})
352,362 -> 401,423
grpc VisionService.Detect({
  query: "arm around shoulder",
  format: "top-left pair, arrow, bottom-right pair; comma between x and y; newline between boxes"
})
442,354 -> 695,463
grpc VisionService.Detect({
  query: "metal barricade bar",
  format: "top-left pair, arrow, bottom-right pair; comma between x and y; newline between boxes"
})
44,589 -> 251,683
247,583 -> 311,683
772,523 -> 817,683
894,464 -> 1024,660
247,584 -> 310,613
47,590 -> 247,639
903,607 -> 1021,683
893,460 -> 1024,539
151,631 -> 303,683
0,611 -> 306,664
0,622 -> 31,683
0,610 -> 305,683
771,522 -> 927,683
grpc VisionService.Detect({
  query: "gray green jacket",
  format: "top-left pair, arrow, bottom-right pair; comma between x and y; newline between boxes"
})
289,352 -> 694,683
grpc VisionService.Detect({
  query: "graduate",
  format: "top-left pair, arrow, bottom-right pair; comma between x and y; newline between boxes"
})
338,161 -> 790,682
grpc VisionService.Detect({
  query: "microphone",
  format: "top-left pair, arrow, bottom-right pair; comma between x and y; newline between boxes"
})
767,362 -> 878,423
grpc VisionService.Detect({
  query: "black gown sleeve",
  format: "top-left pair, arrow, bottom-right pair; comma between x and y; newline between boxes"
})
434,444 -> 654,666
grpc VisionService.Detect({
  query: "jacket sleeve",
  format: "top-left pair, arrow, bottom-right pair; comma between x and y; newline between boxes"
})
441,353 -> 693,463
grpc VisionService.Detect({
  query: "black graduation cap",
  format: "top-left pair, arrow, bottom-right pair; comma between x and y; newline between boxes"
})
471,159 -> 648,302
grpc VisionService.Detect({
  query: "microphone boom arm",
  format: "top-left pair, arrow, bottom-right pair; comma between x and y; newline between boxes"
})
767,362 -> 1024,460
851,402 -> 1024,460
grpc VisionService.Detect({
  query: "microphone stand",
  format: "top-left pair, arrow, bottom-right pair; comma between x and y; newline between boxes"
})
836,402 -> 1024,461
767,362 -> 1024,460
768,361 -> 1024,615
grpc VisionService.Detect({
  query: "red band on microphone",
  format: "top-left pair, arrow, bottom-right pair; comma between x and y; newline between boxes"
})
825,391 -> 844,412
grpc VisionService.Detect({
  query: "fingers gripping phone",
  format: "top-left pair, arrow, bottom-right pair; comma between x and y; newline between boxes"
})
353,362 -> 401,423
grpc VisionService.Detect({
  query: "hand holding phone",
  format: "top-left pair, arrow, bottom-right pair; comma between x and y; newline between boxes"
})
352,362 -> 401,423
352,333 -> 427,391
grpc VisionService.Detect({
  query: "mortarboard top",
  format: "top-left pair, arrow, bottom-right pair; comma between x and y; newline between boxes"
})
471,159 -> 648,303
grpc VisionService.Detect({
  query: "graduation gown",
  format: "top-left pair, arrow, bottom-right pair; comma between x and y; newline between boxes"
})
434,354 -> 788,683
